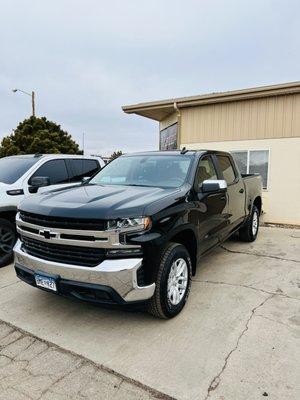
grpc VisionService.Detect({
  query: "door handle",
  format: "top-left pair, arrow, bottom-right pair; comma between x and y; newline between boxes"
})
239,188 -> 244,194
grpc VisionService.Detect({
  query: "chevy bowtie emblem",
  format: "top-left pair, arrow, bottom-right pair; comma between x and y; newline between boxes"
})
39,230 -> 57,239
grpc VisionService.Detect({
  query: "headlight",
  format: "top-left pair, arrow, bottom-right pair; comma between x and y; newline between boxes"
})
107,217 -> 151,232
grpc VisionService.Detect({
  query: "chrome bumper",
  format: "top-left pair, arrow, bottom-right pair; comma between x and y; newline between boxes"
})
14,240 -> 155,303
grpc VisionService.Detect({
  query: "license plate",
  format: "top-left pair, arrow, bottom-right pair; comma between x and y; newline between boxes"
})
35,274 -> 57,292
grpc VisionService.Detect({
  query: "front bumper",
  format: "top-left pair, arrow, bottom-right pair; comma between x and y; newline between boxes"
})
14,240 -> 155,304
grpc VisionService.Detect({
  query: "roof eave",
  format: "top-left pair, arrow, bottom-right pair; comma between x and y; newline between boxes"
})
122,81 -> 300,121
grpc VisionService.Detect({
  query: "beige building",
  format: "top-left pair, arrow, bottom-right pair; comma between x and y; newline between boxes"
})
123,82 -> 300,225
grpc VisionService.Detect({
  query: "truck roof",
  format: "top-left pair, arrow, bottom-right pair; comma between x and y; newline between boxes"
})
4,154 -> 101,160
123,150 -> 200,157
122,149 -> 229,157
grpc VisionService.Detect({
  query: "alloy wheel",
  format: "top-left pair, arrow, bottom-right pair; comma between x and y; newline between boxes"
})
0,226 -> 15,258
252,211 -> 258,236
167,258 -> 188,305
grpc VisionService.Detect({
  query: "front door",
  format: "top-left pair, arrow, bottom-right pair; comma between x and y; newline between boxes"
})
192,155 -> 229,255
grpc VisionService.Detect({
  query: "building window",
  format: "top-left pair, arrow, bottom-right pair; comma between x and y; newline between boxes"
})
159,123 -> 178,150
231,150 -> 269,189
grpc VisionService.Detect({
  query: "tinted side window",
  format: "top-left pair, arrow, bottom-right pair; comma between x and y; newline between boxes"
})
196,156 -> 217,187
30,160 -> 69,185
69,159 -> 100,182
217,156 -> 236,184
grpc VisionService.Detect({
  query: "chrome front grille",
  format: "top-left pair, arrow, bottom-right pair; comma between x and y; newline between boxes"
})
16,212 -> 139,254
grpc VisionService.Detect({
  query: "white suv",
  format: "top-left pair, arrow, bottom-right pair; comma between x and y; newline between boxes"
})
0,154 -> 105,267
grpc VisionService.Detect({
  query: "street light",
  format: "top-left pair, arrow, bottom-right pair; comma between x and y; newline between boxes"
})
12,88 -> 35,117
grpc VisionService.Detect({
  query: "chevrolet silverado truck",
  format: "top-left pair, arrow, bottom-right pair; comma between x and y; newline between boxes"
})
0,154 -> 104,267
14,150 -> 262,318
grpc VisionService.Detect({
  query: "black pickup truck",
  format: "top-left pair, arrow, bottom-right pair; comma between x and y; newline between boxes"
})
14,150 -> 262,318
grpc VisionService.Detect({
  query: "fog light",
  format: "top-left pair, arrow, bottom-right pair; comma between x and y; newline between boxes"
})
106,248 -> 142,257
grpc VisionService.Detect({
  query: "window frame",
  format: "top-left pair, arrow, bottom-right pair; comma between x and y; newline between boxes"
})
231,149 -> 270,190
194,154 -> 220,192
214,154 -> 239,186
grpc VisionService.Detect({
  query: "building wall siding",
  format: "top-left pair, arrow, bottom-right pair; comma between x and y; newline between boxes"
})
180,93 -> 300,143
159,112 -> 178,131
181,137 -> 300,225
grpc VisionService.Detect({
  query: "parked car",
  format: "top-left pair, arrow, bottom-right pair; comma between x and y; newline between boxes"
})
14,150 -> 262,318
0,154 -> 104,267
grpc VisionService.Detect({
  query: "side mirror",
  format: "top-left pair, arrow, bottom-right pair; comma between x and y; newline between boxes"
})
202,179 -> 227,193
29,176 -> 51,193
81,176 -> 90,184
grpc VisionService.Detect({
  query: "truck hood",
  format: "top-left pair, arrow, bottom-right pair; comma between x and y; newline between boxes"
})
19,183 -> 189,219
0,182 -> 9,190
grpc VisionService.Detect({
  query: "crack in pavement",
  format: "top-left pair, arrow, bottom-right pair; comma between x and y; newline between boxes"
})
37,360 -> 84,400
0,281 -> 21,290
192,279 -> 300,301
0,320 -> 176,400
220,245 -> 300,264
0,332 -> 26,351
203,294 -> 275,400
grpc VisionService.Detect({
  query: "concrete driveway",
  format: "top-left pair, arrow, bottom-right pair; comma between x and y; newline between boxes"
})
0,227 -> 299,400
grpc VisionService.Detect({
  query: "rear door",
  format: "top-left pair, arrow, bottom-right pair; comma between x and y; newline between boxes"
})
214,154 -> 246,231
193,154 -> 229,253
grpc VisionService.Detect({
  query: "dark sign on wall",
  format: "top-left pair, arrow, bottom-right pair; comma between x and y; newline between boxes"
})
159,123 -> 178,150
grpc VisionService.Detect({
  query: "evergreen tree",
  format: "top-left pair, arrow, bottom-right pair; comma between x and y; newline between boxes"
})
110,150 -> 123,161
0,116 -> 82,157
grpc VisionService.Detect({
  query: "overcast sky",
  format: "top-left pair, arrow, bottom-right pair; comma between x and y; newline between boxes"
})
0,0 -> 299,156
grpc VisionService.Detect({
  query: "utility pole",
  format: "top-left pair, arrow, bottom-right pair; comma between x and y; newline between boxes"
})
12,88 -> 36,117
31,91 -> 35,117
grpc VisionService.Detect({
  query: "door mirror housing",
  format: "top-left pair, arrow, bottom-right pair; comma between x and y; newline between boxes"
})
202,179 -> 227,193
30,176 -> 51,188
29,176 -> 51,194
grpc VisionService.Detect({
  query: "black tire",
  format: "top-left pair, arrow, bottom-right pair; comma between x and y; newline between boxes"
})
0,218 -> 16,268
147,242 -> 192,319
239,205 -> 260,242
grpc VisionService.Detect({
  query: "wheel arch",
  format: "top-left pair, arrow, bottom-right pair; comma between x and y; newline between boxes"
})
0,209 -> 17,224
170,228 -> 198,276
253,196 -> 262,215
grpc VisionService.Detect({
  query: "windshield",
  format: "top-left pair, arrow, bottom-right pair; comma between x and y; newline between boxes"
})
0,157 -> 39,184
90,155 -> 193,188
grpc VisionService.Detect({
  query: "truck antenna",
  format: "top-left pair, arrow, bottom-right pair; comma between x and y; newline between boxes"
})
180,147 -> 188,154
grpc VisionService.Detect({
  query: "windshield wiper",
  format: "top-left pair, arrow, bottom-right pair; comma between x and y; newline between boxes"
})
125,184 -> 153,188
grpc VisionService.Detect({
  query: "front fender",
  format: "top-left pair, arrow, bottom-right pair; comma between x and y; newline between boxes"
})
0,205 -> 18,213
